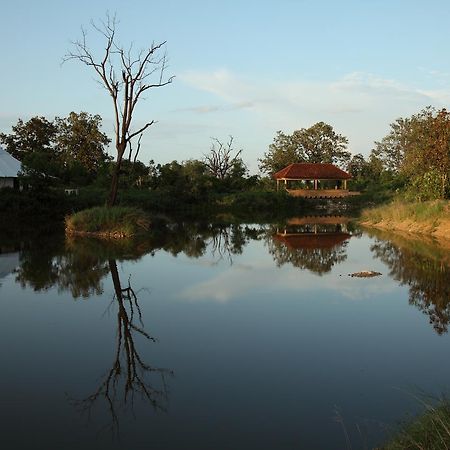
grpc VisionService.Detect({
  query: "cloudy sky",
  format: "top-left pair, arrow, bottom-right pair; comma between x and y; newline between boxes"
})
2,0 -> 450,172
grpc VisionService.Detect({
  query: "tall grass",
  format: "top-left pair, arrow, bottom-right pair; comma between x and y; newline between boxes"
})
65,206 -> 151,237
380,397 -> 450,450
360,199 -> 449,226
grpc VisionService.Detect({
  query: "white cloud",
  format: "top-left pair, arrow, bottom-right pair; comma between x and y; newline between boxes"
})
178,69 -> 450,157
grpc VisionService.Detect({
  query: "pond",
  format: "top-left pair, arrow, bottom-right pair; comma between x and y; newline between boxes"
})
0,217 -> 449,449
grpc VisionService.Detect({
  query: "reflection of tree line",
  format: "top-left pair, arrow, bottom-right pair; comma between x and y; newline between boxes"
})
9,221 -> 450,339
11,223 -> 267,295
370,235 -> 450,335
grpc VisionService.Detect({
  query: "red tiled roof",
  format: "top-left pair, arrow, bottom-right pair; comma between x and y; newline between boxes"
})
273,163 -> 351,180
273,232 -> 351,250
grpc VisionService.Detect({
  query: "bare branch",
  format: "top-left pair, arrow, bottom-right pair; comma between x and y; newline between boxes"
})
64,13 -> 173,206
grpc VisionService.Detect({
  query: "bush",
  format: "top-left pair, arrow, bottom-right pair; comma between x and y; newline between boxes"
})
65,206 -> 151,237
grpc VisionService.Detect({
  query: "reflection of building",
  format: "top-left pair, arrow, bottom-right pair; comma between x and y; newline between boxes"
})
275,216 -> 352,249
269,216 -> 352,274
273,163 -> 359,198
0,252 -> 20,280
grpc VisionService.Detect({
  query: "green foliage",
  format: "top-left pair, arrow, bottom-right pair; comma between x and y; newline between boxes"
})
406,169 -> 445,202
0,112 -> 111,187
380,398 -> 450,450
372,107 -> 450,200
65,206 -> 151,236
259,121 -> 350,175
55,111 -> 111,174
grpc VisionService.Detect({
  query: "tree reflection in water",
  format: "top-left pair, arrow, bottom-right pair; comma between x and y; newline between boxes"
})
370,233 -> 450,334
71,260 -> 172,434
267,217 -> 352,275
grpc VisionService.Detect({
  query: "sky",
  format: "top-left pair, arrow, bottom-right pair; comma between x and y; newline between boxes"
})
2,0 -> 450,173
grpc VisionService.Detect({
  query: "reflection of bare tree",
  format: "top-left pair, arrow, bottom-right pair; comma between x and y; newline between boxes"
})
371,238 -> 450,334
267,221 -> 351,275
72,260 -> 172,432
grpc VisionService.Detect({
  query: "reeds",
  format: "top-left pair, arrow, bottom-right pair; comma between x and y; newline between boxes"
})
65,206 -> 151,237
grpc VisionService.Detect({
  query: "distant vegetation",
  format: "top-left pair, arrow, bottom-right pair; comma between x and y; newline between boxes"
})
0,106 -> 448,227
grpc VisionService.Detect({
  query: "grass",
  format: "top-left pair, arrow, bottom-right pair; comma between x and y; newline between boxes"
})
360,199 -> 450,226
379,397 -> 450,450
65,206 -> 151,237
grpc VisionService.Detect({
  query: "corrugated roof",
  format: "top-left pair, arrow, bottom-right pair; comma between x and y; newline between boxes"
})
273,163 -> 351,180
0,145 -> 21,178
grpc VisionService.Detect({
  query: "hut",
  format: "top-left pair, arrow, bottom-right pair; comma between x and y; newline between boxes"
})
273,163 -> 357,198
0,145 -> 21,189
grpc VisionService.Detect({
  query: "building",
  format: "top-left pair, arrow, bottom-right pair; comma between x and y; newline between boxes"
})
0,145 -> 21,189
273,163 -> 358,198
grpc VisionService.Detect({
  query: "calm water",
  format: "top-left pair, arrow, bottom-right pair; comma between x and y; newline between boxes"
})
0,218 -> 449,450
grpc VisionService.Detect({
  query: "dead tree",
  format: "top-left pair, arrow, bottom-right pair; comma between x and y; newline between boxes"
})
203,136 -> 243,180
64,13 -> 174,206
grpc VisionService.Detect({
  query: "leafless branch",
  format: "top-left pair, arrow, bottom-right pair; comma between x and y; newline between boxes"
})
63,13 -> 174,206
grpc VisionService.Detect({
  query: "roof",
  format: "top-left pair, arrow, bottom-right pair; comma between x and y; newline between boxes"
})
273,232 -> 351,250
273,163 -> 351,180
0,145 -> 21,178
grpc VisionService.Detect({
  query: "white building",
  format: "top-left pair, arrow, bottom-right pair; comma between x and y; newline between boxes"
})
0,145 -> 21,189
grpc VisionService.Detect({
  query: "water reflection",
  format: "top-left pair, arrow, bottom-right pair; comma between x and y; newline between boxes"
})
368,229 -> 450,335
72,260 -> 172,433
268,216 -> 353,275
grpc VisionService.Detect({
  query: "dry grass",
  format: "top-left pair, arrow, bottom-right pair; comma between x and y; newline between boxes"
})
359,200 -> 450,239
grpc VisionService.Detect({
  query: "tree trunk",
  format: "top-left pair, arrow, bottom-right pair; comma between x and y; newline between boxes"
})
107,145 -> 126,207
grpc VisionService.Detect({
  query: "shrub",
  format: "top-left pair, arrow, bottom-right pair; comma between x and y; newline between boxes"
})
65,206 -> 151,237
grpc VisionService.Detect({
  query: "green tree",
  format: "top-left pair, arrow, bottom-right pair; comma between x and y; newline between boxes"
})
259,122 -> 350,175
0,116 -> 57,161
373,107 -> 450,199
55,111 -> 111,175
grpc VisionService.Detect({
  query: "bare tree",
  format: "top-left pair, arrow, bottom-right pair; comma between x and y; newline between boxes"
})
64,13 -> 174,206
203,136 -> 243,180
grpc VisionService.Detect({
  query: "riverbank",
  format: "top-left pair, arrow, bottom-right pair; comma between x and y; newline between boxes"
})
359,199 -> 450,241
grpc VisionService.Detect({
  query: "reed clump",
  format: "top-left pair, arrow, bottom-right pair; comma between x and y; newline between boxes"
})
65,206 -> 151,238
380,398 -> 450,450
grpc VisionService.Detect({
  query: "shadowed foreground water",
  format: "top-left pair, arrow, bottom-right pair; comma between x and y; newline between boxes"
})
0,218 -> 449,449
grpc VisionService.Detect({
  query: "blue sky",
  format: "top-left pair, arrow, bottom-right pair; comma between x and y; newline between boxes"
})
2,0 -> 450,173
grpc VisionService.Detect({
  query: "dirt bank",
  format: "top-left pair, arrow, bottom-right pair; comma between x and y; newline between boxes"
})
359,218 -> 450,249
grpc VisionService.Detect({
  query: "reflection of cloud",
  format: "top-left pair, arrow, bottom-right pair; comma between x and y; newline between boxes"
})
179,259 -> 396,304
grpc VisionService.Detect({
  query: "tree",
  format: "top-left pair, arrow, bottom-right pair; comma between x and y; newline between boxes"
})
203,136 -> 245,180
373,107 -> 450,199
0,116 -> 57,161
372,117 -> 414,173
259,122 -> 350,175
55,111 -> 111,174
65,13 -> 174,206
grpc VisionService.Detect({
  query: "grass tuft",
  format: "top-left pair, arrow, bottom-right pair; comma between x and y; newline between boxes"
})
65,206 -> 151,237
379,397 -> 450,450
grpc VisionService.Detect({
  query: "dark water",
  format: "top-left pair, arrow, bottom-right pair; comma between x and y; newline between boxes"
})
0,218 -> 449,449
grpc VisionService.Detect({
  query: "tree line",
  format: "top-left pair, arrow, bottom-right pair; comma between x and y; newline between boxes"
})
0,12 -> 448,206
1,107 -> 449,203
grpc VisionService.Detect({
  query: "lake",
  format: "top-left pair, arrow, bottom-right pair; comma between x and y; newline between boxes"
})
0,217 -> 449,449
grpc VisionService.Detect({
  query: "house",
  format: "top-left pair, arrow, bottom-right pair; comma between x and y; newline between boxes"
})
273,163 -> 358,198
0,145 -> 21,189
